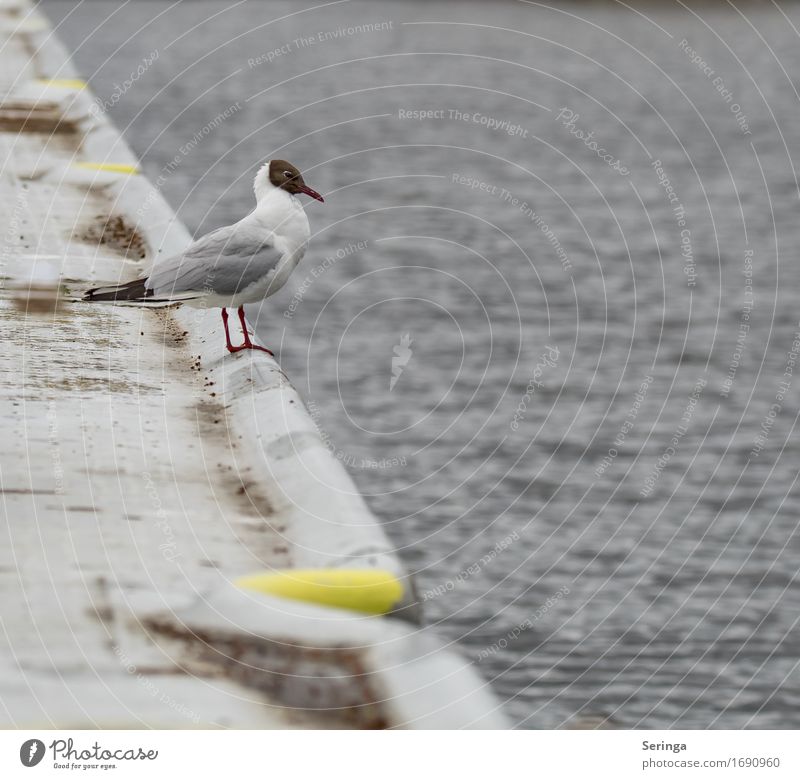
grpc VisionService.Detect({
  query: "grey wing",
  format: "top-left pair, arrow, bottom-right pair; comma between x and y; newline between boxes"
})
145,223 -> 283,299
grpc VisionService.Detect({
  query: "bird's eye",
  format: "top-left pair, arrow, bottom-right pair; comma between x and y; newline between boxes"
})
284,171 -> 292,178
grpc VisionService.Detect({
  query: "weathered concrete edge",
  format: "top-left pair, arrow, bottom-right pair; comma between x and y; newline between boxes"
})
138,581 -> 509,729
27,4 -> 509,729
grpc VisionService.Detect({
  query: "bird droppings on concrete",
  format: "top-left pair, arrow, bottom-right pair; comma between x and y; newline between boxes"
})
223,472 -> 276,521
192,399 -> 228,433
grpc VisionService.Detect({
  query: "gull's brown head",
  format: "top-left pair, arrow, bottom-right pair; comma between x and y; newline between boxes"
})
268,159 -> 324,202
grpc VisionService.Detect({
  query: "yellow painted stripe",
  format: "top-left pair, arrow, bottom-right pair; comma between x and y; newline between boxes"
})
236,568 -> 405,615
73,162 -> 140,175
37,78 -> 87,90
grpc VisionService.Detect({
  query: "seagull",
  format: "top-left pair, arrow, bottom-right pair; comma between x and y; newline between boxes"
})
83,159 -> 324,355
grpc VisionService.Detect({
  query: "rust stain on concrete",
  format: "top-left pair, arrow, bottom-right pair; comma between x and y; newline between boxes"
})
74,213 -> 148,260
0,100 -> 81,134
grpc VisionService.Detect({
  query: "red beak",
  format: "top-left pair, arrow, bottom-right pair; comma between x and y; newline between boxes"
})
298,184 -> 324,202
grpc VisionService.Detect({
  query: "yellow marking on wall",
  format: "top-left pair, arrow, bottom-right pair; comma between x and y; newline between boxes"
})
73,162 -> 140,175
37,78 -> 87,90
236,568 -> 405,615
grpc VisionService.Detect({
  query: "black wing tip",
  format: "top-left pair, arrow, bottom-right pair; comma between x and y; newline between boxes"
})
83,279 -> 152,302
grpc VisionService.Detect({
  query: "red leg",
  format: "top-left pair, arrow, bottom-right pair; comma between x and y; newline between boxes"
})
227,305 -> 273,356
221,308 -> 237,352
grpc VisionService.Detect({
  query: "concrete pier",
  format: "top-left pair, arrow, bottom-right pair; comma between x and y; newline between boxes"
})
0,0 -> 506,728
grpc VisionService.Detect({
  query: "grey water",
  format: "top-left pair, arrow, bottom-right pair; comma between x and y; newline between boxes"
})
46,0 -> 800,728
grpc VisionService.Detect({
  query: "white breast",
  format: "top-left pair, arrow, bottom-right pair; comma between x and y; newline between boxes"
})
232,190 -> 310,305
